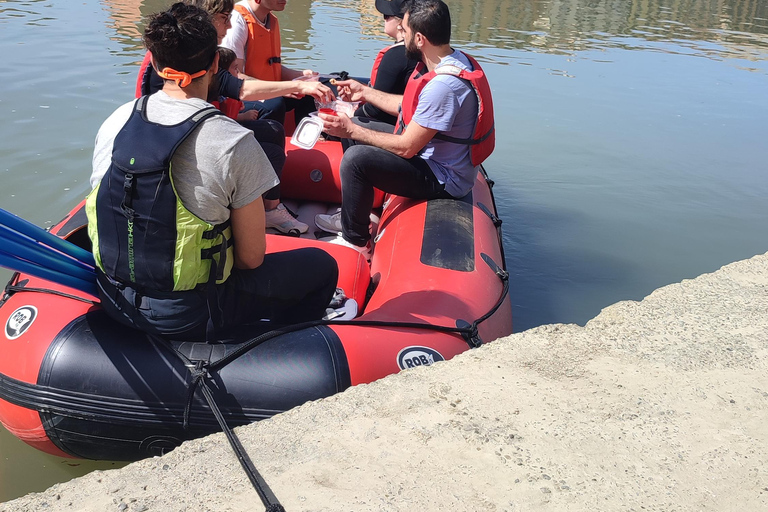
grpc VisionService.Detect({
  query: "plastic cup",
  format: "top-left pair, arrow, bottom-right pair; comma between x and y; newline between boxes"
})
332,100 -> 360,117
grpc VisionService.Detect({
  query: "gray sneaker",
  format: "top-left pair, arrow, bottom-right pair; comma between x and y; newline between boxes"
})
265,203 -> 308,234
314,211 -> 343,234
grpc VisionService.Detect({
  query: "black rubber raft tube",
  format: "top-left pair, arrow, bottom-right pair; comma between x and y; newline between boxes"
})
0,310 -> 350,460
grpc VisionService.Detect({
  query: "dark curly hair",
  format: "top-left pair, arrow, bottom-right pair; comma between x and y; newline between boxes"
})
143,2 -> 218,78
217,47 -> 237,73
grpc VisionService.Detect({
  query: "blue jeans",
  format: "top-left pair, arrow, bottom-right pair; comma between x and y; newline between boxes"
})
243,95 -> 316,126
242,97 -> 286,124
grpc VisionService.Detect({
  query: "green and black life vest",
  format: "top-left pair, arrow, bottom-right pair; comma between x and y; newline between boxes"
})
86,96 -> 233,295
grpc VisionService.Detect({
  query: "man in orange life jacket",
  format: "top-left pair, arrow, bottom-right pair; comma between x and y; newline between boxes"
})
221,0 -> 317,124
314,0 -> 495,258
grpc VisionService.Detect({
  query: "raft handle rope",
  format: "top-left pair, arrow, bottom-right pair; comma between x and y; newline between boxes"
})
181,357 -> 286,512
478,164 -> 506,267
2,275 -> 97,306
208,258 -> 507,374
477,202 -> 502,228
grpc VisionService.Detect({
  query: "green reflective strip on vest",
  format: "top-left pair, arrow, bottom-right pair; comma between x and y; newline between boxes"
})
127,218 -> 136,282
85,186 -> 104,272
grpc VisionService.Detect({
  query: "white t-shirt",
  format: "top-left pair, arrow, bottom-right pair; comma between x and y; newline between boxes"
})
91,91 -> 278,225
221,1 -> 262,61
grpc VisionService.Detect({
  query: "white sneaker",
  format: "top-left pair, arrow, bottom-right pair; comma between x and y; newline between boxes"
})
328,235 -> 372,262
265,203 -> 308,234
314,211 -> 343,235
322,298 -> 358,321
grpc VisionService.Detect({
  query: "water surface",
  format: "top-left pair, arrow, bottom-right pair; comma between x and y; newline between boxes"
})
0,0 -> 767,501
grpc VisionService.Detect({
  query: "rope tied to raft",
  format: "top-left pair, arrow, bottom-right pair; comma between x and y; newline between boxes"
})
179,357 -> 285,512
2,276 -> 97,306
171,262 -> 509,510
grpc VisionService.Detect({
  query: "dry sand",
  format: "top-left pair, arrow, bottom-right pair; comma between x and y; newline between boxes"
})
2,252 -> 767,511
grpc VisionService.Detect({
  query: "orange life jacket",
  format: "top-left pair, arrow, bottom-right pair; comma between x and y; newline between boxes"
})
369,42 -> 401,87
397,52 -> 495,166
234,4 -> 282,81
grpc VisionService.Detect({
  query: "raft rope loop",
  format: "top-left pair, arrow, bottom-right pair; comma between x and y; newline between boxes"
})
2,276 -> 97,306
174,352 -> 286,512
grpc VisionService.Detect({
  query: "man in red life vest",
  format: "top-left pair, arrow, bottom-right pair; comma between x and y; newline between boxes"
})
314,0 -> 495,259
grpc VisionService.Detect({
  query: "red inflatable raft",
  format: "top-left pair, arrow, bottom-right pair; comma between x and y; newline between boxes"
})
0,139 -> 511,460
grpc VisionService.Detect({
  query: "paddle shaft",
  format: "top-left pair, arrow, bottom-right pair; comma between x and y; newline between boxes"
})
0,226 -> 95,281
0,250 -> 97,296
0,208 -> 94,266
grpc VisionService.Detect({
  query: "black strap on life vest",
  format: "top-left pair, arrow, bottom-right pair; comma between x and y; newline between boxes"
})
200,218 -> 231,341
433,122 -> 495,146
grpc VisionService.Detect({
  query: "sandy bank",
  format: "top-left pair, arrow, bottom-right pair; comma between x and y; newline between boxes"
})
3,252 -> 767,511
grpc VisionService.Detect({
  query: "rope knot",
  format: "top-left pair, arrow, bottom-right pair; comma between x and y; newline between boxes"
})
157,66 -> 207,87
183,360 -> 210,430
456,319 -> 483,348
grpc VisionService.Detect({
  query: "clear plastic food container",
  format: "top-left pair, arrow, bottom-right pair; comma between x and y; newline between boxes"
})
290,116 -> 325,150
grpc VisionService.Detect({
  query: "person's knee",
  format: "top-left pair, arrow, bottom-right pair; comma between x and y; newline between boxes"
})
266,120 -> 286,145
261,143 -> 287,174
306,248 -> 339,284
341,145 -> 366,171
341,145 -> 376,181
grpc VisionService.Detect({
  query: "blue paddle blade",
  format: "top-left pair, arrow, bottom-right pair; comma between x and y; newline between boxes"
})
0,249 -> 97,296
0,207 -> 95,266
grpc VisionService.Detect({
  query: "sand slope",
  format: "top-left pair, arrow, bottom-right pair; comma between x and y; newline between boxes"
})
3,252 -> 767,511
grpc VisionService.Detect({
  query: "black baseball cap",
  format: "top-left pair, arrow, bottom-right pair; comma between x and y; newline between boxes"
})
375,0 -> 406,17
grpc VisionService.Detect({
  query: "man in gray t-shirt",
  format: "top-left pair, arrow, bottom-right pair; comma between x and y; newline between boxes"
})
89,3 -> 337,337
314,0 -> 492,253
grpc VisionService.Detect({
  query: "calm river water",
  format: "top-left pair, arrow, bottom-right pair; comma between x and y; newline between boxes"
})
1,0 -> 767,502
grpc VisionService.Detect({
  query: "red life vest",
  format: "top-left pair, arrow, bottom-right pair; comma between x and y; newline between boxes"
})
234,4 -> 282,81
135,51 -> 153,98
210,98 -> 243,120
369,42 -> 402,87
397,52 -> 495,166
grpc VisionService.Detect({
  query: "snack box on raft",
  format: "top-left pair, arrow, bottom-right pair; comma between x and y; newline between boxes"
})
0,138 -> 512,461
